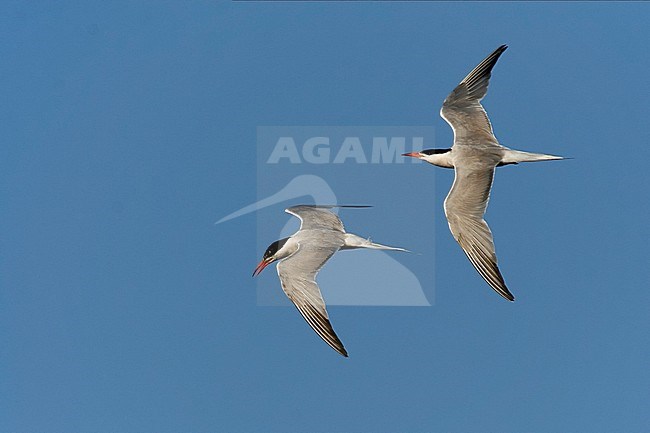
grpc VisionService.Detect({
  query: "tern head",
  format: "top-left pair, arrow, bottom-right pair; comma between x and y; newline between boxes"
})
402,149 -> 454,168
252,237 -> 290,277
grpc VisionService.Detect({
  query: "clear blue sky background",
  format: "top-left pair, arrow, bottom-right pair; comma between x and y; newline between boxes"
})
2,2 -> 649,432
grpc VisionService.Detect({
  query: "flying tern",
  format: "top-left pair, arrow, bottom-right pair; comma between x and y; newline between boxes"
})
403,45 -> 565,301
253,205 -> 408,357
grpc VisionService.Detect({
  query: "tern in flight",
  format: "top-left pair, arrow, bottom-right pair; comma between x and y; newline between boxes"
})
403,45 -> 565,301
253,205 -> 408,357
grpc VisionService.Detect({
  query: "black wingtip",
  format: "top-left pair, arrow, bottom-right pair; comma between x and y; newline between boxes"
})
304,204 -> 372,209
490,45 -> 508,63
337,205 -> 372,209
500,285 -> 515,302
493,44 -> 508,55
494,45 -> 508,60
497,283 -> 515,302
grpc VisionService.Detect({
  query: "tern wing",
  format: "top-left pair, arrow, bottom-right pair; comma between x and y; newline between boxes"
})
277,232 -> 348,357
440,45 -> 507,144
443,165 -> 514,301
286,205 -> 347,232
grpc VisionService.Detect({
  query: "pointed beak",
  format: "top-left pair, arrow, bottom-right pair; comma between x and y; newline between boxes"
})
402,152 -> 422,158
252,257 -> 273,277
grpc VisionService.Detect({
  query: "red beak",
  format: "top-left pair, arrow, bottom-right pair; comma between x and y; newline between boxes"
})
252,258 -> 272,277
402,152 -> 422,158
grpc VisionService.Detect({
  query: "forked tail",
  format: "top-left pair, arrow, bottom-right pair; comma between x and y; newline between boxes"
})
501,149 -> 566,165
342,233 -> 409,252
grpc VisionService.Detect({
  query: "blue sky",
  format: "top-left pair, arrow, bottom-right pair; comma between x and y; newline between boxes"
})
2,2 -> 649,432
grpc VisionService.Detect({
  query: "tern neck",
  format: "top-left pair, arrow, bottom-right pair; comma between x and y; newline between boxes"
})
274,236 -> 299,260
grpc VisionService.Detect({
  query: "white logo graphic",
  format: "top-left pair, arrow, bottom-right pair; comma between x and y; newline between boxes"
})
218,174 -> 431,306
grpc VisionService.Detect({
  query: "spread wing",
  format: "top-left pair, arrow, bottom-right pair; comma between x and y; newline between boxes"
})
286,205 -> 346,232
440,45 -> 507,144
276,233 -> 348,357
443,165 -> 514,301
286,205 -> 372,233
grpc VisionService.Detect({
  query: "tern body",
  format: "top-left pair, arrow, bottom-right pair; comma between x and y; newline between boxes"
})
404,45 -> 565,301
253,205 -> 407,357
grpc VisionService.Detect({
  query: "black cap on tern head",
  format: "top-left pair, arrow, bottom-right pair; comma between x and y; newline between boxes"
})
263,237 -> 290,261
402,148 -> 452,158
253,237 -> 290,277
421,148 -> 452,155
